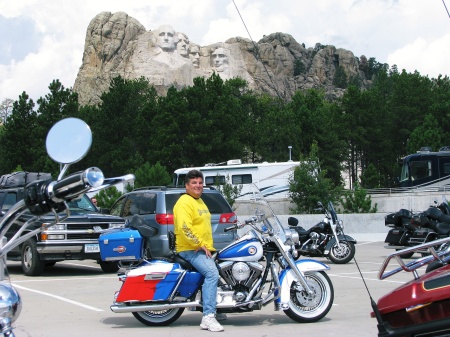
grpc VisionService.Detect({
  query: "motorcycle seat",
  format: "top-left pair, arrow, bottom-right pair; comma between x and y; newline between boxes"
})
292,226 -> 311,239
168,231 -> 195,270
435,222 -> 450,236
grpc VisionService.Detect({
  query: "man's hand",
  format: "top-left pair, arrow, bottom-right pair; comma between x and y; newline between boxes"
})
197,246 -> 212,258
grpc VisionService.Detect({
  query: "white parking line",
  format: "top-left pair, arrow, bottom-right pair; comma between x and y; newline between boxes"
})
328,273 -> 405,284
12,284 -> 104,311
12,276 -> 117,283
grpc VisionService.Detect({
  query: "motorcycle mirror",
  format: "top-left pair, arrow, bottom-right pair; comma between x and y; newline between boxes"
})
46,117 -> 92,165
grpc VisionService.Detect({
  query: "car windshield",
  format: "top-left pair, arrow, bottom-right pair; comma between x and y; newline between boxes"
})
67,194 -> 97,212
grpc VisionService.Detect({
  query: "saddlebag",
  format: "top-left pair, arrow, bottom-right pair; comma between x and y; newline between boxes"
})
385,228 -> 411,245
98,228 -> 143,261
409,228 -> 436,245
115,261 -> 202,302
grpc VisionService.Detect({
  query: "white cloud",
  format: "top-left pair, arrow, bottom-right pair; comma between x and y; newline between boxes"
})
0,0 -> 449,103
387,34 -> 450,78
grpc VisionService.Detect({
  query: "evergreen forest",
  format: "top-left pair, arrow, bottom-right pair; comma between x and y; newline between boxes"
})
0,67 -> 449,194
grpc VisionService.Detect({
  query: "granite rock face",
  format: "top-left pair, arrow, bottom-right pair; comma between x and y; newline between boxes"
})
73,11 -> 372,106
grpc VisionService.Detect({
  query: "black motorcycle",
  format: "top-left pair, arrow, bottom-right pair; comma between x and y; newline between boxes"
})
385,196 -> 450,258
384,208 -> 416,258
289,201 -> 356,264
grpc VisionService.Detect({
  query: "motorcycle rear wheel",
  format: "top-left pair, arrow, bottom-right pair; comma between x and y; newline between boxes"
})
329,241 -> 355,264
132,308 -> 184,326
285,271 -> 334,323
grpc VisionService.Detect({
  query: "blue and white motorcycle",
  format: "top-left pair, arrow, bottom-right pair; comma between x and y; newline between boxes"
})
104,186 -> 334,326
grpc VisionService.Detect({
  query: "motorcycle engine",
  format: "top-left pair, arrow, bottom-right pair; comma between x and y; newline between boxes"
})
218,261 -> 264,292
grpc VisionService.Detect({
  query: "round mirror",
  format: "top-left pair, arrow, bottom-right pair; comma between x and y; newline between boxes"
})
46,118 -> 92,164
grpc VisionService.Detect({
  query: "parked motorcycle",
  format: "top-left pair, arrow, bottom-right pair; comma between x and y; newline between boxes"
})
0,118 -> 133,336
384,208 -> 416,258
384,196 -> 450,257
370,237 -> 450,336
100,186 -> 334,326
289,201 -> 356,264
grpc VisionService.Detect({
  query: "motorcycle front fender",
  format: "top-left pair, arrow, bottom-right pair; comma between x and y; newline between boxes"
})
275,259 -> 330,305
324,235 -> 357,253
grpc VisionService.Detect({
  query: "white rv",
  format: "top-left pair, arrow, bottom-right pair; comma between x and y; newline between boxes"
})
172,159 -> 300,199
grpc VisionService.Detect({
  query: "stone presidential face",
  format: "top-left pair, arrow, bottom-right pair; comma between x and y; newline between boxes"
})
177,32 -> 189,57
211,47 -> 229,71
156,25 -> 178,52
189,45 -> 200,68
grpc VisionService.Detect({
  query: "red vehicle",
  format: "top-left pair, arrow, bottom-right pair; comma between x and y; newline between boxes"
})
371,237 -> 450,337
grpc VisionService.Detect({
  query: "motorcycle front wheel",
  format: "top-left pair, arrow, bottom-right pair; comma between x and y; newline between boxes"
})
132,308 -> 184,326
329,241 -> 355,264
285,271 -> 334,323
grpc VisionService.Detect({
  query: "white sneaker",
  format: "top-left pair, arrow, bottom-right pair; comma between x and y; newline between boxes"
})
216,313 -> 227,321
200,314 -> 224,332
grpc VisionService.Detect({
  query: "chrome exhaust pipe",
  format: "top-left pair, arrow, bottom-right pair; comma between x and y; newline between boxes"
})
110,300 -> 200,313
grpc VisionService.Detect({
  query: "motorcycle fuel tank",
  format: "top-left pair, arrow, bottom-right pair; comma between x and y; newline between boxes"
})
217,231 -> 263,262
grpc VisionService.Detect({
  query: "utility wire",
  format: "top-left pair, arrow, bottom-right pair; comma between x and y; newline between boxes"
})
443,0 -> 450,18
232,0 -> 285,101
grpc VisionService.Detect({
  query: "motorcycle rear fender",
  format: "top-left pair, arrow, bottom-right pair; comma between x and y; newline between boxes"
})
275,259 -> 330,305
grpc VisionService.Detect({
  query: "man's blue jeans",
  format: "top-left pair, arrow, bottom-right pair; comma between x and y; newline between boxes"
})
178,250 -> 219,316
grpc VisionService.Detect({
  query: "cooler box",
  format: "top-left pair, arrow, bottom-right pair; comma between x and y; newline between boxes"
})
99,228 -> 143,261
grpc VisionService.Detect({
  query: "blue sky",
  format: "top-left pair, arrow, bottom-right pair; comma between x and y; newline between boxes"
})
1,0 -> 449,103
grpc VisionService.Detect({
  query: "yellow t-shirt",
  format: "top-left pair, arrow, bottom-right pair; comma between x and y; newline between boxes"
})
173,194 -> 215,252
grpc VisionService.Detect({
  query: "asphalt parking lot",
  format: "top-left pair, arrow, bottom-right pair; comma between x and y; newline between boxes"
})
7,240 -> 417,337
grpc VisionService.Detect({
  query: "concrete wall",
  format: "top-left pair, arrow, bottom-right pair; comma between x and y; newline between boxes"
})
231,191 -> 447,242
235,212 -> 386,232
369,191 -> 445,213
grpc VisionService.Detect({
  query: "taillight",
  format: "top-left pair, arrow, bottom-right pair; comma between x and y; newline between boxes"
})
220,212 -> 237,224
155,214 -> 174,225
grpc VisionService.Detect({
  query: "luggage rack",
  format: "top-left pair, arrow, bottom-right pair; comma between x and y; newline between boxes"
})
379,237 -> 450,281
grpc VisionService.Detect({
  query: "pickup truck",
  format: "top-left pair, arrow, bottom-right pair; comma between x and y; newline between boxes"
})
0,183 -> 125,276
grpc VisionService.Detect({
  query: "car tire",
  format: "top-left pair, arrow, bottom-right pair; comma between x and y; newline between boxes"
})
100,261 -> 120,273
21,239 -> 45,276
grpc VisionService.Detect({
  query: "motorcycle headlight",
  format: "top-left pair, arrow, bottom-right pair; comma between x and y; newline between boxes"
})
285,229 -> 299,246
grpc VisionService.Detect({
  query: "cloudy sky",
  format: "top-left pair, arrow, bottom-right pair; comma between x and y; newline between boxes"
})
1,0 -> 449,103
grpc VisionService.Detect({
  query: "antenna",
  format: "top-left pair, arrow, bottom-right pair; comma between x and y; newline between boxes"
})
232,0 -> 286,101
443,0 -> 450,18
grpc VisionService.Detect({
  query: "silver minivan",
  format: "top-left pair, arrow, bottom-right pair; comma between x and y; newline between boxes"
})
109,186 -> 238,257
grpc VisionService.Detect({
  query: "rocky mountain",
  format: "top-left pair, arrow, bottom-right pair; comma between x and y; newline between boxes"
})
73,11 -> 374,106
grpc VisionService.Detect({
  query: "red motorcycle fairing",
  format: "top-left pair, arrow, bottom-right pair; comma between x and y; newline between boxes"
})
374,263 -> 450,330
116,260 -> 202,302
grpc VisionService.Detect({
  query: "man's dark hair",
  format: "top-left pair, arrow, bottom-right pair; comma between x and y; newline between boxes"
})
185,169 -> 203,183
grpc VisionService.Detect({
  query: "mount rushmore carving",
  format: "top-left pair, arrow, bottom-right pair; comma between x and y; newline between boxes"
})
73,11 -> 373,106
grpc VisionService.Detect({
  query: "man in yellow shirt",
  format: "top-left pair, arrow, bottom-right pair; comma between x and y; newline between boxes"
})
174,169 -> 224,332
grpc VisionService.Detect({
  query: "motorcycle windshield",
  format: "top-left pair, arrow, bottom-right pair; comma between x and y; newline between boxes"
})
238,184 -> 291,244
442,195 -> 450,214
328,201 -> 338,224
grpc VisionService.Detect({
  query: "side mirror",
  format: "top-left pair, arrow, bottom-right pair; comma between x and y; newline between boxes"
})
46,118 -> 92,180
